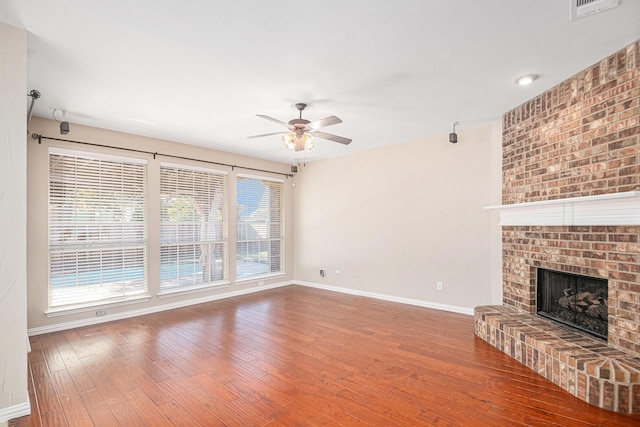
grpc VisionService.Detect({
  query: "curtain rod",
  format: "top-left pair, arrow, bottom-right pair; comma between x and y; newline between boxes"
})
31,133 -> 293,178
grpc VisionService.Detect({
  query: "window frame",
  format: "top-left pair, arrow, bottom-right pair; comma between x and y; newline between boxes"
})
236,173 -> 284,282
159,162 -> 229,294
47,147 -> 149,312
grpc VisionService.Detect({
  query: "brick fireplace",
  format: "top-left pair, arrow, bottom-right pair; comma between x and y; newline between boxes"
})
475,40 -> 640,413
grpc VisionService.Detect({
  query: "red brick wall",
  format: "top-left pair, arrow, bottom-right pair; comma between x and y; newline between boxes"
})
501,40 -> 640,354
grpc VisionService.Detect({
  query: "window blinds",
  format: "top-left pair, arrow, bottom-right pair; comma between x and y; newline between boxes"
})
236,174 -> 283,280
48,149 -> 147,308
160,163 -> 228,289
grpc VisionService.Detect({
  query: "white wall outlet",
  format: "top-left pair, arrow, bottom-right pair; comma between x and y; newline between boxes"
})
96,309 -> 106,316
335,270 -> 340,277
437,281 -> 443,291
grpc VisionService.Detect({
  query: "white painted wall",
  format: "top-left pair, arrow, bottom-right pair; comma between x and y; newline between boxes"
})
0,22 -> 30,422
293,123 -> 503,312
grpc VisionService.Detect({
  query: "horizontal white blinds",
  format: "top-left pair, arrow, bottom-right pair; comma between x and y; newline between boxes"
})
236,176 -> 283,279
160,164 -> 227,289
49,151 -> 147,308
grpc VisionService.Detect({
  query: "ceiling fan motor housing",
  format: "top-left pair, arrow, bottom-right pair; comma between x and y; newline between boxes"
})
288,118 -> 310,127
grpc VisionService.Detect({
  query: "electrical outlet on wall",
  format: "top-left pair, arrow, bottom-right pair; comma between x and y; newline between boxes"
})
320,269 -> 325,277
437,281 -> 443,291
336,270 -> 340,277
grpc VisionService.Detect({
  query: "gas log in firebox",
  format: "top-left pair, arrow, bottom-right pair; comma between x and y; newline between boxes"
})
536,268 -> 608,340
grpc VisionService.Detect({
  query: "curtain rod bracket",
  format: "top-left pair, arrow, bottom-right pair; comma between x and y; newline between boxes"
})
31,133 -> 42,144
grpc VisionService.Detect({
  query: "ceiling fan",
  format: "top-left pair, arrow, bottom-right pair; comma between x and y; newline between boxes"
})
248,103 -> 352,152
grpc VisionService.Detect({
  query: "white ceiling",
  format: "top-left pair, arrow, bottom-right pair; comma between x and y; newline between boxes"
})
2,1 -> 639,164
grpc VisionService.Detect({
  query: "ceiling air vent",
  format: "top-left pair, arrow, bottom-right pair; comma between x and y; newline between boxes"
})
570,0 -> 619,20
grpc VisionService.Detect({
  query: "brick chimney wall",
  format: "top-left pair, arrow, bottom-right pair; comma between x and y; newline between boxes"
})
501,40 -> 640,354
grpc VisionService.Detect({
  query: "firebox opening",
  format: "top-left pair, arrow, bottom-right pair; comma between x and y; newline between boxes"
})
536,268 -> 608,341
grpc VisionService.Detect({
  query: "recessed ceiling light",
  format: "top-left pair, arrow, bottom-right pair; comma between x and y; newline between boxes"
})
516,74 -> 538,86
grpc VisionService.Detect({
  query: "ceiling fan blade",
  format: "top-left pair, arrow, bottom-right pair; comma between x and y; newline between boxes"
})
256,114 -> 289,127
247,131 -> 288,139
307,115 -> 342,129
313,131 -> 352,145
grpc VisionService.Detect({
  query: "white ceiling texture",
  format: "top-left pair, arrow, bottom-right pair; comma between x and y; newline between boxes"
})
2,1 -> 640,164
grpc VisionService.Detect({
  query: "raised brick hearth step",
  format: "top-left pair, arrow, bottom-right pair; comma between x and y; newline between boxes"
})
475,305 -> 640,413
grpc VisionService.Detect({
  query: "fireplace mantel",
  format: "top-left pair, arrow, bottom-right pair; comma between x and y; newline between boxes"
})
484,191 -> 640,226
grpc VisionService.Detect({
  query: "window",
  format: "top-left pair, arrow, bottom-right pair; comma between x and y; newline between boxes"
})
160,163 -> 227,290
48,148 -> 147,308
236,174 -> 283,280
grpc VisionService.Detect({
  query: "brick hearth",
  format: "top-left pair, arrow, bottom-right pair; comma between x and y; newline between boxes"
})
475,305 -> 640,413
476,40 -> 640,413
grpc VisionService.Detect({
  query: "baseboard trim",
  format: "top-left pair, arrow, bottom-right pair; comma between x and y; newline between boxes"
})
294,281 -> 474,316
28,280 -> 294,336
28,280 -> 472,336
0,400 -> 30,423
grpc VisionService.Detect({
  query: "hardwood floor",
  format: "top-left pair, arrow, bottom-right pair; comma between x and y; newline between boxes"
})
11,285 -> 640,426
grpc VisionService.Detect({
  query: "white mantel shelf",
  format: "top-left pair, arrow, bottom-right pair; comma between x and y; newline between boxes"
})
484,191 -> 640,226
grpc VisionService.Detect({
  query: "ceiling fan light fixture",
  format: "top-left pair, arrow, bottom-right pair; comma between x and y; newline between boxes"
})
283,132 -> 315,152
304,135 -> 315,151
282,133 -> 296,151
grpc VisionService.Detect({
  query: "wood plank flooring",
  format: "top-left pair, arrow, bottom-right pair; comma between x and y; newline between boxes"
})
10,285 -> 640,426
